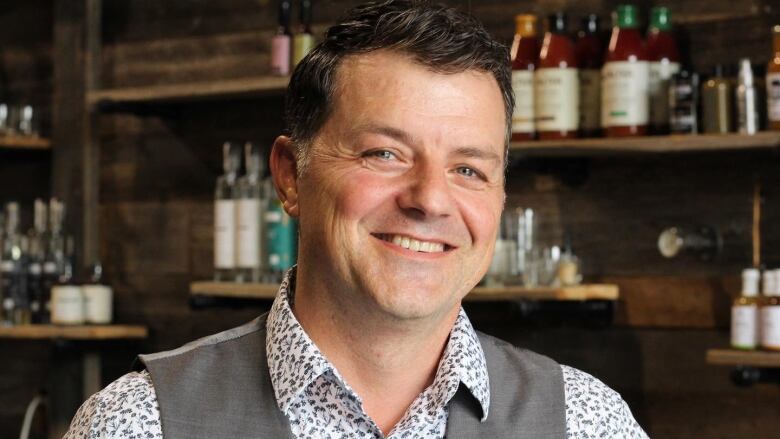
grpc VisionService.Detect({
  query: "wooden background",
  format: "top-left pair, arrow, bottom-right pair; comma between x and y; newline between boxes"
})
2,0 -> 780,437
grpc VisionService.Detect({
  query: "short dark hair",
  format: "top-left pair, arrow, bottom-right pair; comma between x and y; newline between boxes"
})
285,0 -> 513,172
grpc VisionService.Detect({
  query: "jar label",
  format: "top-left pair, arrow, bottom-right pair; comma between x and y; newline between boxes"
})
601,61 -> 650,127
761,305 -> 780,348
579,69 -> 601,131
768,73 -> 780,122
534,68 -> 579,132
512,70 -> 535,134
214,200 -> 236,269
731,304 -> 758,349
648,61 -> 680,127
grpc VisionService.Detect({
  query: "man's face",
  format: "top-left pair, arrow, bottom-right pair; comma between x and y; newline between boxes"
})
295,50 -> 506,321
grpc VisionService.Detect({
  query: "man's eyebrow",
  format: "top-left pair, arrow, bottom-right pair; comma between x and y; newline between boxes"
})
452,147 -> 502,164
354,124 -> 418,146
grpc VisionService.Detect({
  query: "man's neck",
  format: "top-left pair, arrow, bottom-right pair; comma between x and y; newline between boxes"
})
291,270 -> 460,435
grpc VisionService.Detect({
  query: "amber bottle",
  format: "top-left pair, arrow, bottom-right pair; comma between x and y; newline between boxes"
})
510,15 -> 539,141
768,25 -> 780,130
575,14 -> 604,137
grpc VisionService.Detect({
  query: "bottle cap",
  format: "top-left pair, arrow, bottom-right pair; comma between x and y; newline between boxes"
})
222,142 -> 241,174
650,7 -> 672,31
742,268 -> 760,296
614,5 -> 639,29
546,12 -> 567,34
581,14 -> 600,34
737,58 -> 754,86
514,14 -> 537,37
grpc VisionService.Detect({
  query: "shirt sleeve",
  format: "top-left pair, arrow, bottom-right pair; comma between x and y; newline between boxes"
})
63,370 -> 163,439
561,364 -> 649,439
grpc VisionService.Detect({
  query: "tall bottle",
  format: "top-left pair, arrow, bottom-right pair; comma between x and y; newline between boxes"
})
736,59 -> 759,134
27,199 -> 47,323
270,0 -> 292,76
761,269 -> 780,350
602,5 -> 649,137
1,203 -> 29,325
646,7 -> 680,134
42,199 -> 67,324
767,25 -> 780,130
214,142 -> 240,281
510,14 -> 539,141
292,0 -> 315,67
235,142 -> 267,283
575,14 -> 604,137
265,180 -> 297,283
535,12 -> 579,139
701,64 -> 734,133
731,268 -> 760,350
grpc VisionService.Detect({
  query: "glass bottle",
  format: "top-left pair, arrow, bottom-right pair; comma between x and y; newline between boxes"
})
27,199 -> 47,323
736,59 -> 759,134
761,269 -> 780,350
1,203 -> 28,325
602,4 -> 649,137
767,25 -> 780,130
731,268 -> 760,350
270,0 -> 292,76
292,0 -> 315,67
41,199 -> 67,324
701,64 -> 734,133
235,142 -> 267,283
575,14 -> 604,137
668,70 -> 699,135
265,184 -> 297,283
510,14 -> 539,141
535,12 -> 579,140
646,7 -> 680,134
214,142 -> 240,281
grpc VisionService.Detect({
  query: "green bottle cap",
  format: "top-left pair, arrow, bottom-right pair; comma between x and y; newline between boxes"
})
614,5 -> 639,29
650,7 -> 672,31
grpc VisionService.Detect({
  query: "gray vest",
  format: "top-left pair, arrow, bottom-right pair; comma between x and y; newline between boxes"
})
136,314 -> 565,438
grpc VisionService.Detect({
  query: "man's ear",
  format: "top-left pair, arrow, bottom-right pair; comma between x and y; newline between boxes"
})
269,135 -> 300,218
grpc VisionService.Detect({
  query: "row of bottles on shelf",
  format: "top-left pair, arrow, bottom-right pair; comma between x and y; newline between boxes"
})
731,268 -> 780,351
510,5 -> 780,139
270,0 -> 315,76
214,142 -> 297,284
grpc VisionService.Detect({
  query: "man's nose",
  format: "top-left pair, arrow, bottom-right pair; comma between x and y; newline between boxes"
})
396,162 -> 455,218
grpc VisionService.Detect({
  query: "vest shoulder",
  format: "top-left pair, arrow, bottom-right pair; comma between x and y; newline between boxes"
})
476,330 -> 561,371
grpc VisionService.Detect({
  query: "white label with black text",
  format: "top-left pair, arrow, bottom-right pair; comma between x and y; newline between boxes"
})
214,200 -> 236,269
534,68 -> 579,132
602,61 -> 650,127
512,70 -> 535,134
731,304 -> 758,349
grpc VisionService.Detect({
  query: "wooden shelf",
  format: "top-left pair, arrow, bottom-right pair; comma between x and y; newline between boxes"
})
510,131 -> 780,156
0,324 -> 148,340
190,281 -> 618,302
88,76 -> 290,107
0,135 -> 51,150
706,349 -> 780,368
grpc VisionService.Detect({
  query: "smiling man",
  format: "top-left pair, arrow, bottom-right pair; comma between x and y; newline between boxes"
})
65,1 -> 647,438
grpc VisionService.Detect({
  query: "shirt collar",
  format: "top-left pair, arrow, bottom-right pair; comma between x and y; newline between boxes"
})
266,267 -> 491,420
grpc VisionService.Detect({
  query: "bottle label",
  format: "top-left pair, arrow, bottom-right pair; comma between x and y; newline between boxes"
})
761,305 -> 780,348
731,304 -> 758,349
271,35 -> 291,76
214,200 -> 236,269
579,69 -> 601,131
768,72 -> 780,122
28,262 -> 42,276
601,61 -> 650,127
293,34 -> 315,67
534,68 -> 579,132
236,199 -> 261,268
648,61 -> 680,128
43,261 -> 58,274
511,70 -> 535,134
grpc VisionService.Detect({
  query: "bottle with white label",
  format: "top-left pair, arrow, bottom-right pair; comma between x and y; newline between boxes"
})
235,142 -> 267,283
510,14 -> 539,141
731,268 -> 760,350
760,269 -> 780,350
602,5 -> 649,137
214,142 -> 241,281
767,25 -> 780,130
646,7 -> 680,134
535,12 -> 579,139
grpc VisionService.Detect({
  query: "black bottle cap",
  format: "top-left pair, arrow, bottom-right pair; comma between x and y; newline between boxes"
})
581,14 -> 600,33
547,12 -> 567,34
279,0 -> 292,28
300,0 -> 312,26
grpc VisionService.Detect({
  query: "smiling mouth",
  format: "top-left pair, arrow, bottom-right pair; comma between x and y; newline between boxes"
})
373,233 -> 453,253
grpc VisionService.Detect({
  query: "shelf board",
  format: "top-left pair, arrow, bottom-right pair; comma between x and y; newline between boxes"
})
706,349 -> 780,368
0,324 -> 148,340
0,135 -> 51,150
190,281 -> 618,302
510,131 -> 780,156
88,76 -> 290,108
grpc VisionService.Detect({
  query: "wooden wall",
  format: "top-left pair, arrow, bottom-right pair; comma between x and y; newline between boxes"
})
3,0 -> 780,437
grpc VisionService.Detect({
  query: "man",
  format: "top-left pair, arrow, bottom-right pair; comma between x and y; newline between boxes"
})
66,1 -> 648,438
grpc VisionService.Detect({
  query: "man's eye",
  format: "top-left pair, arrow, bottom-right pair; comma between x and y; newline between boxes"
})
456,166 -> 480,178
369,150 -> 396,160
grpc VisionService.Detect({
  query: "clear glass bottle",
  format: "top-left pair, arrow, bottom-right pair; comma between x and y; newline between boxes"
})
731,268 -> 760,350
235,142 -> 267,283
214,142 -> 241,281
760,269 -> 780,351
1,202 -> 29,325
736,58 -> 759,134
41,199 -> 66,324
27,199 -> 47,323
701,64 -> 734,133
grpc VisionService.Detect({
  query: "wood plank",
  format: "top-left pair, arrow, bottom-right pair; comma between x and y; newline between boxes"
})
190,281 -> 619,301
706,349 -> 780,368
0,324 -> 148,340
88,76 -> 289,107
0,136 -> 51,150
510,132 -> 780,156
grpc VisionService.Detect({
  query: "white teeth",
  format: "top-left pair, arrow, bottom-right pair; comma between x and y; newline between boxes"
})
381,234 -> 446,253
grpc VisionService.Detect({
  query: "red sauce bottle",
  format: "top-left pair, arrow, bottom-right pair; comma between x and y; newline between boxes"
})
575,14 -> 605,137
511,15 -> 539,141
535,12 -> 579,140
602,5 -> 649,137
646,7 -> 680,134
